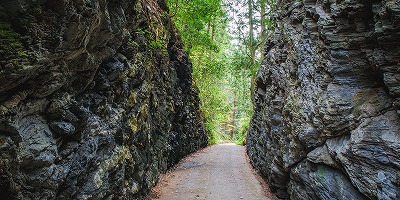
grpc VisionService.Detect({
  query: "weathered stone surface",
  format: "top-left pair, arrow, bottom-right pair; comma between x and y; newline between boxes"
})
247,0 -> 400,199
0,0 -> 207,199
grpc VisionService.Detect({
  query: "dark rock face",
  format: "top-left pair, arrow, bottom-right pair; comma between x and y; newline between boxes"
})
247,0 -> 400,199
0,0 -> 207,199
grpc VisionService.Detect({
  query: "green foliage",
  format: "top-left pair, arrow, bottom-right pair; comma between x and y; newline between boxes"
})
0,22 -> 28,59
206,123 -> 222,144
167,0 -> 276,144
150,40 -> 165,48
135,27 -> 149,35
168,0 -> 223,53
235,133 -> 247,145
168,0 -> 231,143
135,26 -> 166,49
235,117 -> 251,145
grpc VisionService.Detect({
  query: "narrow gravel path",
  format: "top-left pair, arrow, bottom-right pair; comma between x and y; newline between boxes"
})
150,143 -> 276,200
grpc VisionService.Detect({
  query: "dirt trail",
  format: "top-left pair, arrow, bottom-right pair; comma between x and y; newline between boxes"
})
150,143 -> 276,200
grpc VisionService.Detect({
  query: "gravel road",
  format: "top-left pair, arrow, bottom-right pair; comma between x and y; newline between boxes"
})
150,143 -> 276,200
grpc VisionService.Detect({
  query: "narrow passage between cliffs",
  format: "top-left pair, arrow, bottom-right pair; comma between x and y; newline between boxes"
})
149,144 -> 276,200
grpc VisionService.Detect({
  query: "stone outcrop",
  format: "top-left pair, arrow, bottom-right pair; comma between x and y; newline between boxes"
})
0,0 -> 207,199
247,0 -> 400,199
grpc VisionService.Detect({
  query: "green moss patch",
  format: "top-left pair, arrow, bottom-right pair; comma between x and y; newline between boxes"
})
0,22 -> 29,60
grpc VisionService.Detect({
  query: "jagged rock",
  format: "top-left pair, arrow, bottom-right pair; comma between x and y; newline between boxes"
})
247,0 -> 400,199
49,121 -> 76,136
289,161 -> 366,200
0,0 -> 207,199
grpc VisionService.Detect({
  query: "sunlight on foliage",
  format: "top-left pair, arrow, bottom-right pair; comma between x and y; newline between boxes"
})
167,0 -> 274,144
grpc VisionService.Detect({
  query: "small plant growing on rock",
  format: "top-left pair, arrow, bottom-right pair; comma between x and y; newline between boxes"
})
0,22 -> 29,60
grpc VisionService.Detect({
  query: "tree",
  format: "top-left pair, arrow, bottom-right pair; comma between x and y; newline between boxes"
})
167,0 -> 276,144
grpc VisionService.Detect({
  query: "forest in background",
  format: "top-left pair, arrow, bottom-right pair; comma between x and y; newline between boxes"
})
167,0 -> 275,144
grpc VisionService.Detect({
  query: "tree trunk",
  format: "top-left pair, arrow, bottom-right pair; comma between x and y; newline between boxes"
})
260,0 -> 266,60
248,0 -> 255,64
230,93 -> 237,139
210,23 -> 215,60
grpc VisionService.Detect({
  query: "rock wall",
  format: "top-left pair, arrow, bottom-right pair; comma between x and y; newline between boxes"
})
247,0 -> 400,199
0,0 -> 207,199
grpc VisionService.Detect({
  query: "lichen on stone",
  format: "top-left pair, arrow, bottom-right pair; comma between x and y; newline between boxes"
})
94,146 -> 133,189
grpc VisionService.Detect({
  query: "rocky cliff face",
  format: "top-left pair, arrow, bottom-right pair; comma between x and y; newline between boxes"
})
0,0 -> 207,199
247,0 -> 400,199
